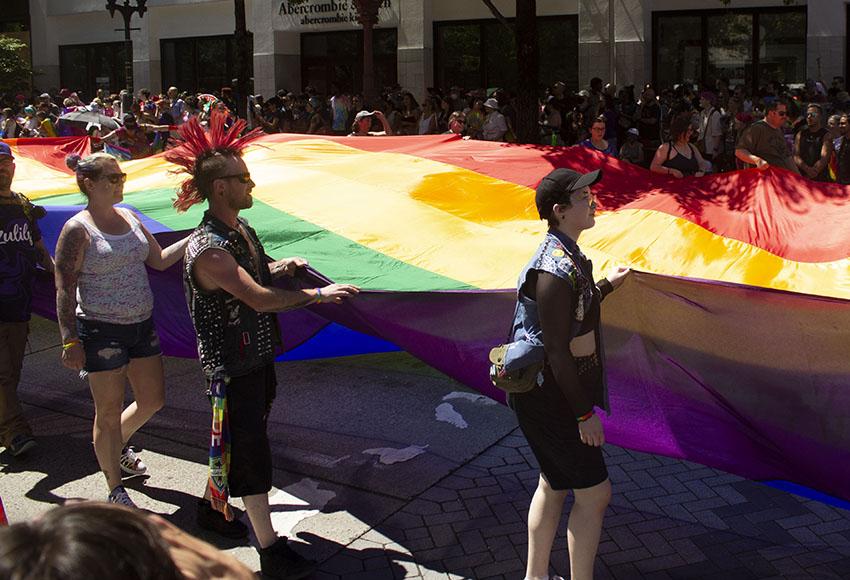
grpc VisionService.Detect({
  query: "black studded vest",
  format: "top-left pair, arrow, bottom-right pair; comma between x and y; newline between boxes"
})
184,211 -> 280,380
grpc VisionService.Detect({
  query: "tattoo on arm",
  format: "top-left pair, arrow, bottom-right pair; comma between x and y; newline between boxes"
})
55,224 -> 87,341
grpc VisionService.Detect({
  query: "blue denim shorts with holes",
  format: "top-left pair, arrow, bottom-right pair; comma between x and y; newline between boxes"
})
76,317 -> 162,373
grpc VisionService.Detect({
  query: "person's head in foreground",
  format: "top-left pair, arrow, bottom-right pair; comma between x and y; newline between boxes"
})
535,167 -> 602,234
0,502 -> 182,580
0,502 -> 254,580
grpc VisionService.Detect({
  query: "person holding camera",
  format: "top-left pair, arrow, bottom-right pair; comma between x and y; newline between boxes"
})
510,167 -> 627,580
0,142 -> 53,458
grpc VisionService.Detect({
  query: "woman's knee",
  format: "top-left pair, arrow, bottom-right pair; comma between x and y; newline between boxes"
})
137,393 -> 165,414
92,409 -> 122,431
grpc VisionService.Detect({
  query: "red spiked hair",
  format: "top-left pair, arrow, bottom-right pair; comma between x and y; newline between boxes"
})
165,111 -> 262,212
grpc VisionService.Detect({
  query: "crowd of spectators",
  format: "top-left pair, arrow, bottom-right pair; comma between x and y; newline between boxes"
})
3,75 -> 850,183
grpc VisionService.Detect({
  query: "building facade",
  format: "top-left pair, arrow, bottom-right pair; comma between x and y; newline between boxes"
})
22,0 -> 850,100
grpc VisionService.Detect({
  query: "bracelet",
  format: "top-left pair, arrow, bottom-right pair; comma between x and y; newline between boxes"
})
62,339 -> 80,350
315,287 -> 323,304
576,410 -> 595,423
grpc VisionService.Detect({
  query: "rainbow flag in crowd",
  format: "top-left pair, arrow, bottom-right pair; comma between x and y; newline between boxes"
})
10,135 -> 850,503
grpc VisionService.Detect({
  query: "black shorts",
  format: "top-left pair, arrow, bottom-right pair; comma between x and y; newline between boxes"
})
77,317 -> 161,373
510,367 -> 608,491
215,364 -> 277,497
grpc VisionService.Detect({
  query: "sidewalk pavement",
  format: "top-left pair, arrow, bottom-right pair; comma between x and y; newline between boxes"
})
2,317 -> 849,579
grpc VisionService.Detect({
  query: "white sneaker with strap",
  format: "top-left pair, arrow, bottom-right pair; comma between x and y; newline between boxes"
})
119,446 -> 147,476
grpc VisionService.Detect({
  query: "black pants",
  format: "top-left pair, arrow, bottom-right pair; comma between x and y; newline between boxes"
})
218,364 -> 277,497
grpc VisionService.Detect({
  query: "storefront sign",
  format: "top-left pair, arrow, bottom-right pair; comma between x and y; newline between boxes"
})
277,0 -> 398,31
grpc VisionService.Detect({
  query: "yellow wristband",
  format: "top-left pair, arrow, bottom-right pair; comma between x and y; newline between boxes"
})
62,339 -> 80,350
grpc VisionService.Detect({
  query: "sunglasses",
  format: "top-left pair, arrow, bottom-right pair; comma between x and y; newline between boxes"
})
100,173 -> 127,184
776,111 -> 788,117
216,172 -> 253,184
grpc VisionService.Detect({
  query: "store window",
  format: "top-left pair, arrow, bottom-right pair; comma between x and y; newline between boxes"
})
654,8 -> 805,91
435,16 -> 578,92
0,0 -> 29,33
301,28 -> 397,95
59,43 -> 128,98
161,35 -> 251,95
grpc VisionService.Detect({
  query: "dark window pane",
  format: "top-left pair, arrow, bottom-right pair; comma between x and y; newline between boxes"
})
300,29 -> 396,94
538,18 -> 579,91
374,28 -> 397,56
483,21 -> 517,89
758,12 -> 806,85
161,35 -> 251,95
302,34 -> 328,58
60,43 -> 126,98
0,0 -> 29,25
656,15 -> 702,89
436,24 -> 481,90
60,46 -> 87,94
707,13 -> 753,87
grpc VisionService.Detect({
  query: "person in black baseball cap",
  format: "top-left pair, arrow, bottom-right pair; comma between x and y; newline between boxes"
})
508,165 -> 629,580
535,167 -> 602,222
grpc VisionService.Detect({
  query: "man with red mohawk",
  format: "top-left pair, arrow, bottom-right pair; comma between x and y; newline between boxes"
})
167,112 -> 358,579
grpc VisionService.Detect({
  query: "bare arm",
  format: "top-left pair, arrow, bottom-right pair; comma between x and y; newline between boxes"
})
193,248 -> 358,312
269,256 -> 308,279
649,143 -> 670,175
139,122 -> 172,132
735,147 -> 768,169
375,111 -> 393,136
100,128 -> 120,142
793,131 -> 808,171
54,221 -> 87,341
135,218 -> 190,271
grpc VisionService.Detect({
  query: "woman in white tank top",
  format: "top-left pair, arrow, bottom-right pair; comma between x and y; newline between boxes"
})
54,152 -> 189,508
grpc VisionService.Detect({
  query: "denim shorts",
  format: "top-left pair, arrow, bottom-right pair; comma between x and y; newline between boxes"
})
76,317 -> 162,373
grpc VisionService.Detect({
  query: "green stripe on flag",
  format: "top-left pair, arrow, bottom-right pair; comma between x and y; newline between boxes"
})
39,186 -> 473,292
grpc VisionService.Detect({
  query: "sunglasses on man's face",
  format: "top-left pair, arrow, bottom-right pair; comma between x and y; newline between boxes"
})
776,110 -> 788,117
100,173 -> 127,184
216,172 -> 253,184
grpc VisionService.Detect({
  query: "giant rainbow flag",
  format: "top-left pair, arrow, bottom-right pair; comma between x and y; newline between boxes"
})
9,134 -> 850,503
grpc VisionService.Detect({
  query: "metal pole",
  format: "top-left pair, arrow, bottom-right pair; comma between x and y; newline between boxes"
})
106,1 -> 147,94
608,0 -> 616,86
124,13 -> 134,93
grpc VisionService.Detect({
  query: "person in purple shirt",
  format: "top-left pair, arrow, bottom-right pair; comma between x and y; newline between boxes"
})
580,116 -> 618,157
0,142 -> 54,457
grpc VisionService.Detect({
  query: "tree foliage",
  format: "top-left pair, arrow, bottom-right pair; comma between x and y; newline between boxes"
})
0,36 -> 32,94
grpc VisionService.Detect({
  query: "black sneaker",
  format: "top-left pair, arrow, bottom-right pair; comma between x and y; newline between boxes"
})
8,434 -> 36,457
196,498 -> 248,539
259,537 -> 315,580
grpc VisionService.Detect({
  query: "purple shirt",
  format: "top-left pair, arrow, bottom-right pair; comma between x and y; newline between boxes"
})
0,193 -> 42,322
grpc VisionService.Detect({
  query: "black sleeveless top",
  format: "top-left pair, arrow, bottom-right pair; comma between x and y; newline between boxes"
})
662,142 -> 700,176
799,128 -> 828,181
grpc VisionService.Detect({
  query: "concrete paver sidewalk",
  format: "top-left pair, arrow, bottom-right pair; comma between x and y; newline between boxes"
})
2,317 -> 849,579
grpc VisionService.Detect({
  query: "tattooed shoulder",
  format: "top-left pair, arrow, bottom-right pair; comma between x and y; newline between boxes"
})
56,221 -> 89,273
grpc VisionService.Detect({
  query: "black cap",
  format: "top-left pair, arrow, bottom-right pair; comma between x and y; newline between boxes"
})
123,113 -> 137,125
535,168 -> 602,219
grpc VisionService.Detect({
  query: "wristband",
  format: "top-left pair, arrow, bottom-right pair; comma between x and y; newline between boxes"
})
315,287 -> 323,304
576,410 -> 594,423
62,339 -> 80,350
